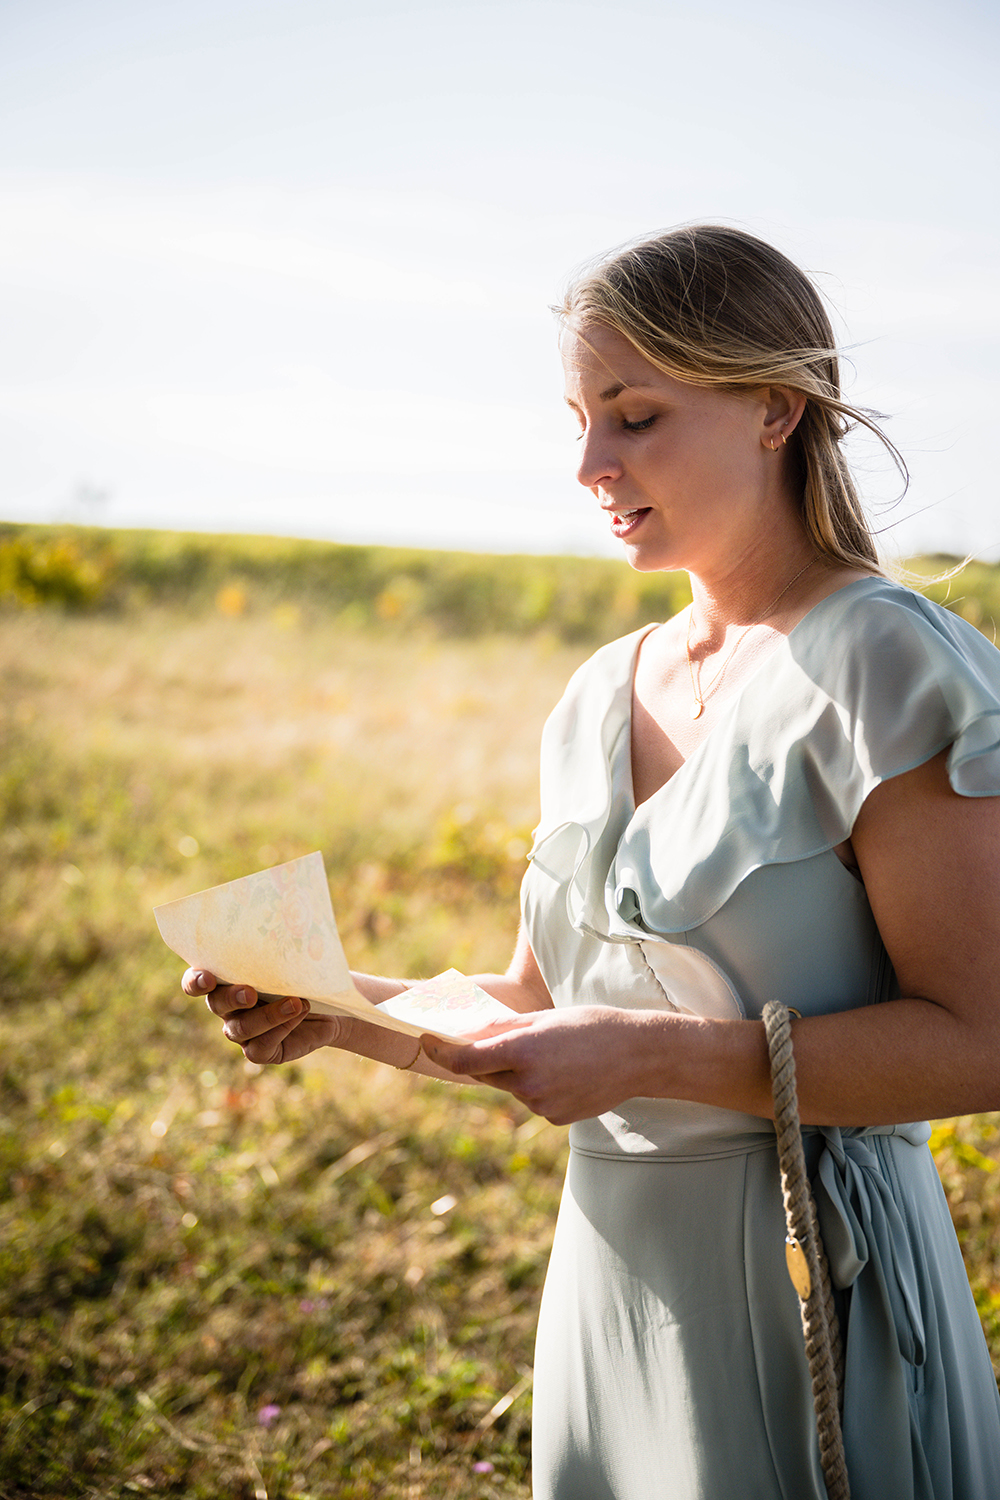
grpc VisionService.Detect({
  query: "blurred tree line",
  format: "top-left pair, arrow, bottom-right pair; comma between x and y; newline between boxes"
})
2,522 -> 997,646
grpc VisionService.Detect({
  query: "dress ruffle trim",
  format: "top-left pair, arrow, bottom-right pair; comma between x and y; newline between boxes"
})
528,579 -> 1000,939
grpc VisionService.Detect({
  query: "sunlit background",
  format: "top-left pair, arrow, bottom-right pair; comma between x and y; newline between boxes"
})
1,0 -> 997,560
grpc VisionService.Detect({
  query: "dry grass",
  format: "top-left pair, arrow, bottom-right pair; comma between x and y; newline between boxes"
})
2,585 -> 1000,1500
1,605 -> 587,1499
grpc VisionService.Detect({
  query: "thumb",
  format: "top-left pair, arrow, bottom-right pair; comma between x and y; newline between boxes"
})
421,1030 -> 516,1078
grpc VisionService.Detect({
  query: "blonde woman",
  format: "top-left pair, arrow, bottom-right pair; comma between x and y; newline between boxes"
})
189,226 -> 1000,1498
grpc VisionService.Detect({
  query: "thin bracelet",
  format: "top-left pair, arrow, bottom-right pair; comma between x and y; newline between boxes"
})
397,1039 -> 422,1071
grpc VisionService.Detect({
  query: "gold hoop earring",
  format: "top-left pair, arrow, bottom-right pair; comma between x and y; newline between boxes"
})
770,438 -> 778,452
781,431 -> 788,446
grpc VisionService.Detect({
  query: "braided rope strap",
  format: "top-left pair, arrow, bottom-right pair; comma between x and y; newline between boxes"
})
762,1000 -> 851,1500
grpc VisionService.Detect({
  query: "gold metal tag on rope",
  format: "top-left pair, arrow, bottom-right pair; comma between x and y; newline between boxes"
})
785,1235 -> 812,1300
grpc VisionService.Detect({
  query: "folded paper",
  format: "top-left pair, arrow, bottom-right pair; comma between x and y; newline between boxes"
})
154,851 -> 517,1042
376,969 -> 517,1033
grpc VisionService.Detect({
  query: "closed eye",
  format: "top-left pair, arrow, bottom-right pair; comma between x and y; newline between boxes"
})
623,416 -> 656,432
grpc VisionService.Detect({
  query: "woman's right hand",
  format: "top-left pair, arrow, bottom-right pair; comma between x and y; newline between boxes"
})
183,969 -> 349,1065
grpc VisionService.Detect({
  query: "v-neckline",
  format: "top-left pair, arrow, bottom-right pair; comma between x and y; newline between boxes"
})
626,576 -> 881,812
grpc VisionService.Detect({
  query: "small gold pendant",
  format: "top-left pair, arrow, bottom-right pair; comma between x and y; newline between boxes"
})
785,1235 -> 812,1300
690,700 -> 704,720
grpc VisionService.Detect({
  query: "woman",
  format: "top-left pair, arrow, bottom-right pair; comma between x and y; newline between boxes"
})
186,225 -> 1000,1498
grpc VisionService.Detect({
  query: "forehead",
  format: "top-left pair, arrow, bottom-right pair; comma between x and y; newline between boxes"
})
561,322 -> 665,397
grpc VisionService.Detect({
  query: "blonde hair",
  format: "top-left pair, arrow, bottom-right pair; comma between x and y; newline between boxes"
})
557,225 -> 904,574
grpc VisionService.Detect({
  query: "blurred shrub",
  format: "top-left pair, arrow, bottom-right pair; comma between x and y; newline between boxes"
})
0,533 -> 113,610
0,523 -> 691,643
5,524 -> 999,647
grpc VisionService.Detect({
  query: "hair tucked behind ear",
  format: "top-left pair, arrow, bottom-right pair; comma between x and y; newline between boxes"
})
557,225 -> 903,574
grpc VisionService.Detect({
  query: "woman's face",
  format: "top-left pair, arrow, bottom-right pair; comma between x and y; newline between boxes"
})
562,322 -> 781,577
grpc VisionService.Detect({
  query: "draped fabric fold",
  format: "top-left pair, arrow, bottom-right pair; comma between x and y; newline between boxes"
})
529,579 -> 1000,939
813,1127 -> 968,1500
816,1127 -> 928,1366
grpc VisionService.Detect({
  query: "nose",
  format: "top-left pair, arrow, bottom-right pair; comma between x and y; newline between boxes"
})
575,424 -> 623,491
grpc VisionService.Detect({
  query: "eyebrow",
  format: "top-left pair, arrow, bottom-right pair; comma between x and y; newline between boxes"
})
564,382 -> 659,409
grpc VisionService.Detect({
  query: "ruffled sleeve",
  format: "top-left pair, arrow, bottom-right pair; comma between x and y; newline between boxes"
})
527,579 -> 1000,942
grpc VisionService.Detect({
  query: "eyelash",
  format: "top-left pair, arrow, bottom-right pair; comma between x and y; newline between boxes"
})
572,414 -> 657,440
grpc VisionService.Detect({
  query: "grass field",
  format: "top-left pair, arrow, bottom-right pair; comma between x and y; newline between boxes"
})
0,586 -> 587,1500
2,528 -> 1000,1499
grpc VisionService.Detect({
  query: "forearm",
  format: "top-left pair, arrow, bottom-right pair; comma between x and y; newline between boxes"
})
342,972 -> 457,1079
637,997 -> 1000,1126
347,969 -> 545,1083
334,1013 -> 463,1082
350,967 -> 550,1013
350,914 -> 552,1022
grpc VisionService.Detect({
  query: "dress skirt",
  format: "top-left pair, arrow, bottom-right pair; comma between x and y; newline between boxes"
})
531,1138 -> 1000,1500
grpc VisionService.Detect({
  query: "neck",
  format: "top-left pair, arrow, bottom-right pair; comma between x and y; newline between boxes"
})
686,535 -> 821,651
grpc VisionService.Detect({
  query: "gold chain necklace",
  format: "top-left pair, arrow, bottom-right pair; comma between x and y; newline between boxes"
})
686,559 -> 816,720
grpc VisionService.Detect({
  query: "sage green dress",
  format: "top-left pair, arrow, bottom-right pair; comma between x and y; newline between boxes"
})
521,577 -> 1000,1500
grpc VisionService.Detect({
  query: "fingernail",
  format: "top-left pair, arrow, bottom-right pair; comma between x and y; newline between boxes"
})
235,988 -> 249,1005
281,998 -> 299,1016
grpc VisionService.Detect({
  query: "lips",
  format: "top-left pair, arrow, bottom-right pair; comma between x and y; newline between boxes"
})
608,507 -> 650,539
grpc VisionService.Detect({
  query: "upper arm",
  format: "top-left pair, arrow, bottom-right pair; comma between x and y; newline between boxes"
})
506,922 -> 554,1007
851,747 -> 1000,1019
466,921 -> 553,1014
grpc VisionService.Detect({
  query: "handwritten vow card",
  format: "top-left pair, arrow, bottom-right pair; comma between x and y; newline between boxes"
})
154,851 -> 517,1042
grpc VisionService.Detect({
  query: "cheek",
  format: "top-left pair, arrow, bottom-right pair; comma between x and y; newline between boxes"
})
691,423 -> 757,490
664,441 -> 736,497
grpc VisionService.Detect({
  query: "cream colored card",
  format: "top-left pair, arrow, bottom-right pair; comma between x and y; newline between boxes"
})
376,969 -> 519,1034
154,851 -> 517,1043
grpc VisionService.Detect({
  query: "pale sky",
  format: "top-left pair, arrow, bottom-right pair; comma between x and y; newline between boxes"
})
1,0 -> 997,560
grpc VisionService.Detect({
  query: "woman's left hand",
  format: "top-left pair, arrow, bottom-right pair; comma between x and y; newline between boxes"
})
422,1005 -> 650,1125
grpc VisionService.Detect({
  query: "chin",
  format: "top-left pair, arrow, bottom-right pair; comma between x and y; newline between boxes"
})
621,543 -> 683,575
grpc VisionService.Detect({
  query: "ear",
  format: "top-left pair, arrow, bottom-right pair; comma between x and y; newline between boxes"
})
760,387 -> 807,452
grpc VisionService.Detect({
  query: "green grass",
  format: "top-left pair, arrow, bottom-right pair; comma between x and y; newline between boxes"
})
0,598 -> 586,1499
2,529 -> 1000,1498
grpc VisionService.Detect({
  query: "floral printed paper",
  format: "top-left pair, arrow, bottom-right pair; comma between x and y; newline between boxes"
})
154,852 -> 517,1042
376,969 -> 518,1035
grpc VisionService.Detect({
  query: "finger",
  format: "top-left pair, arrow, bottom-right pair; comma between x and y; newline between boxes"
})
460,1072 -> 553,1120
420,1035 -> 472,1073
183,967 -> 219,996
223,996 -> 307,1044
466,1070 -> 526,1092
422,1032 -> 521,1078
204,983 -> 260,1018
245,1011 -> 345,1066
241,1016 -> 307,1065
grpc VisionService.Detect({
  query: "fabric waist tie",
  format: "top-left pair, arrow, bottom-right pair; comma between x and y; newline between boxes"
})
813,1126 -> 926,1364
812,1125 -> 937,1499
